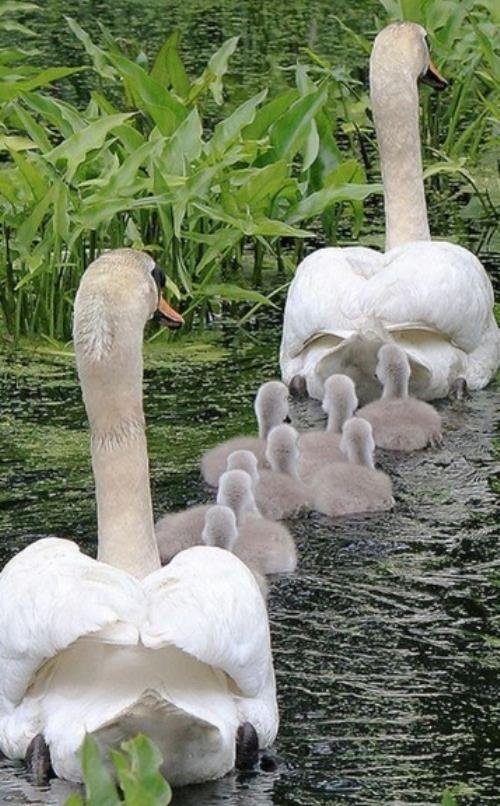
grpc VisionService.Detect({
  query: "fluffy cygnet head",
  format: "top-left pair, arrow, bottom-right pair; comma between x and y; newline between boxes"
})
217,469 -> 259,523
340,417 -> 376,468
265,424 -> 300,477
227,450 -> 260,486
376,344 -> 411,400
370,22 -> 448,89
322,374 -> 358,433
254,381 -> 289,440
202,505 -> 238,551
74,248 -> 183,366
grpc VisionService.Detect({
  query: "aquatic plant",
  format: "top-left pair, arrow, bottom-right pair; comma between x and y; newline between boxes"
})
64,734 -> 172,806
0,15 -> 379,340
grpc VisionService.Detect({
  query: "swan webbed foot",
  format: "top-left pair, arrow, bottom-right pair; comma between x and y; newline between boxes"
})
25,734 -> 52,784
236,722 -> 259,771
289,375 -> 307,400
450,377 -> 468,401
260,751 -> 279,772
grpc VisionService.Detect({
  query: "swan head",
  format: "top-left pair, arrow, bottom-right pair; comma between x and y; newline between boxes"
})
227,450 -> 260,486
217,469 -> 259,523
202,505 -> 238,551
265,424 -> 300,477
74,248 -> 183,364
254,381 -> 289,440
340,417 -> 375,468
370,22 -> 447,90
322,374 -> 358,432
376,344 -> 411,399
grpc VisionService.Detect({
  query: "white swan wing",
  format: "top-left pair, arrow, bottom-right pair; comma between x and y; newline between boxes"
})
359,241 -> 496,352
0,537 -> 145,708
142,546 -> 273,699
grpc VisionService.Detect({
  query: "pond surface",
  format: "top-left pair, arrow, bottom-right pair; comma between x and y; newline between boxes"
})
0,316 -> 498,804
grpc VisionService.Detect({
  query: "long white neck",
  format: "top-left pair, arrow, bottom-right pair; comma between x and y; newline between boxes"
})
370,62 -> 430,251
75,312 -> 160,579
343,439 -> 375,469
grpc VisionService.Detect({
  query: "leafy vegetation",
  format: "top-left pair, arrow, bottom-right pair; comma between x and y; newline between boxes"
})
0,5 -> 379,340
0,0 -> 497,342
65,735 -> 172,806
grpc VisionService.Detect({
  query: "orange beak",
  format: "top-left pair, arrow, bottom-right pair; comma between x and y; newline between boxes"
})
421,59 -> 448,91
157,295 -> 184,329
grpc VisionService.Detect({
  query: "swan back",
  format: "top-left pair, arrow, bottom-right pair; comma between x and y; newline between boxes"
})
322,374 -> 358,432
254,381 -> 289,439
226,450 -> 260,485
202,506 -> 238,551
265,424 -> 300,477
377,344 -> 410,399
340,417 -> 375,468
217,470 -> 259,523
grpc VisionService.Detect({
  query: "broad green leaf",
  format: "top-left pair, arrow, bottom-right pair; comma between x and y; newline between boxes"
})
266,85 -> 328,163
106,51 -> 187,135
78,194 -> 170,229
0,135 -> 38,151
234,160 -> 289,206
423,159 -> 467,180
0,20 -> 36,36
190,37 -> 239,105
66,17 -> 117,80
195,283 -> 271,305
47,113 -> 134,181
0,170 -> 18,205
0,47 -> 37,65
0,1 -> 39,15
23,91 -> 86,137
301,118 -> 319,172
160,108 -> 203,175
287,182 -> 382,224
8,104 -> 51,151
193,201 -> 311,237
80,736 -> 120,806
172,166 -> 219,236
0,67 -> 82,102
12,151 -> 48,201
242,89 -> 299,140
15,186 -> 55,255
309,109 -> 341,190
207,89 -> 267,158
151,31 -> 190,98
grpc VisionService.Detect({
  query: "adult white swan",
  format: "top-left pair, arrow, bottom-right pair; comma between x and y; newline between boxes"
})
280,22 -> 499,403
0,249 -> 278,786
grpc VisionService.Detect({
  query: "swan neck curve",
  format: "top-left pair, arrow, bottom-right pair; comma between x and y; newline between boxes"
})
75,309 -> 160,579
370,59 -> 430,251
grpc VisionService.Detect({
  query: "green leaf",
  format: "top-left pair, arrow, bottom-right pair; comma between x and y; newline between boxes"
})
0,67 -> 82,102
80,736 -> 120,806
287,182 -> 382,224
151,31 -> 190,98
190,37 -> 239,105
207,89 -> 268,158
23,91 -> 86,137
160,108 -> 203,175
8,103 -> 52,151
196,283 -> 271,305
301,118 -> 319,172
0,134 -> 38,151
0,1 -> 39,15
105,51 -> 187,136
193,201 -> 311,237
423,159 -> 467,180
242,89 -> 299,140
113,735 -> 172,806
234,160 -> 289,206
266,85 -> 328,163
66,17 -> 117,80
47,113 -> 134,181
15,186 -> 55,255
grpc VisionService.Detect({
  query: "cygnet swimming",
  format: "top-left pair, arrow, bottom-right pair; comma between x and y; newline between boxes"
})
310,418 -> 393,516
201,504 -> 268,599
201,381 -> 289,487
356,344 -> 442,451
298,374 -> 358,480
227,425 -> 310,520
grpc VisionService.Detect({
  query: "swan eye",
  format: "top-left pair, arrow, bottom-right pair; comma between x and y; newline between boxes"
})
151,265 -> 166,291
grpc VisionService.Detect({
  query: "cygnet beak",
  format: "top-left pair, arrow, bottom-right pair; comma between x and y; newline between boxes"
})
421,59 -> 448,90
157,295 -> 184,329
284,415 -> 292,424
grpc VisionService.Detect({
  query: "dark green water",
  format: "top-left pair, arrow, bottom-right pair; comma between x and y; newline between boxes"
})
0,314 -> 498,804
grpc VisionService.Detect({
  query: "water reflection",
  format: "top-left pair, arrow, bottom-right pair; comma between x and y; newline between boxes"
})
0,333 -> 498,804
